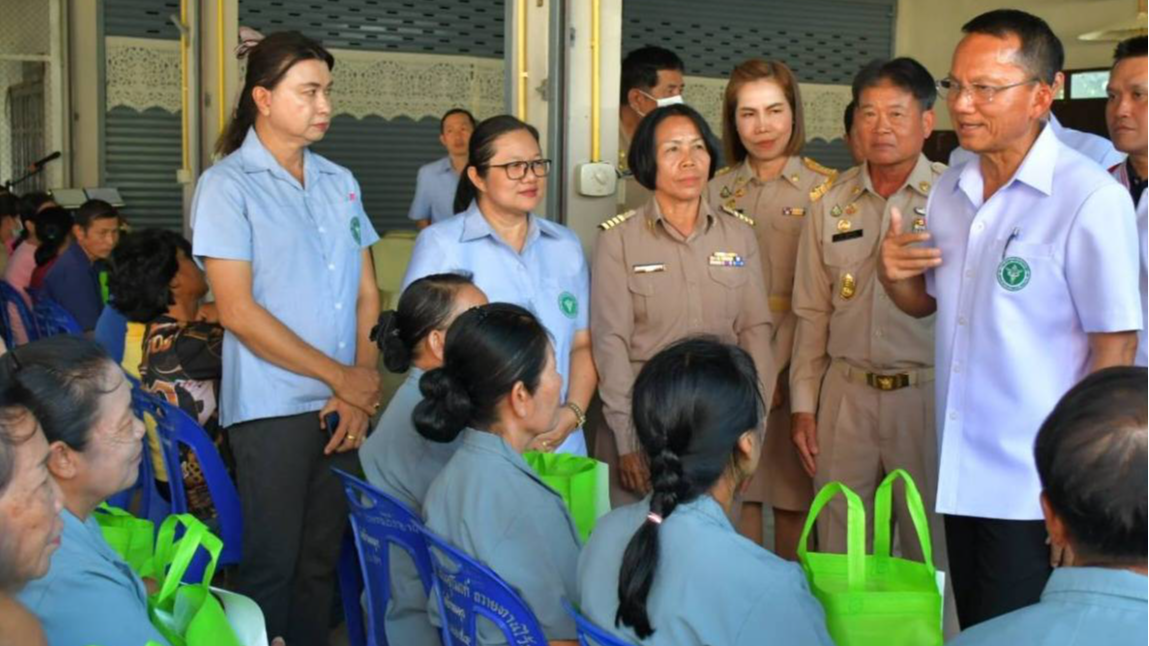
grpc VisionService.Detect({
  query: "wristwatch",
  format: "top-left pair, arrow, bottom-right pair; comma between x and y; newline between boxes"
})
564,401 -> 587,428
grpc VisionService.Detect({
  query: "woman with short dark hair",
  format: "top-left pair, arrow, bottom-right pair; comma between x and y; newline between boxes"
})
577,337 -> 832,645
591,103 -> 775,509
420,303 -> 580,646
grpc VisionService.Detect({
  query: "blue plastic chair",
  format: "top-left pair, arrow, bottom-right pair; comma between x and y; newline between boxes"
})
129,384 -> 243,566
333,468 -> 436,646
32,294 -> 83,337
420,525 -> 549,646
563,599 -> 635,646
338,530 -> 369,646
0,280 -> 38,345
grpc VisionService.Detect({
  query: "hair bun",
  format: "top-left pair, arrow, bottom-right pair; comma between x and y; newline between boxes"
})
412,368 -> 472,443
374,310 -> 412,373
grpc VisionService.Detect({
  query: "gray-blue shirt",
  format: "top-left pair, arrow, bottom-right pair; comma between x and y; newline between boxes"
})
949,567 -> 1148,646
407,156 -> 462,224
19,509 -> 169,646
423,429 -> 581,644
190,127 -> 380,427
577,495 -> 834,646
359,367 -> 461,645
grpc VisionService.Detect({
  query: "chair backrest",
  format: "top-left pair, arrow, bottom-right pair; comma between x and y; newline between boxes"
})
334,468 -> 436,646
0,280 -> 38,344
32,294 -> 83,337
419,524 -> 549,646
562,599 -> 634,646
130,384 -> 243,565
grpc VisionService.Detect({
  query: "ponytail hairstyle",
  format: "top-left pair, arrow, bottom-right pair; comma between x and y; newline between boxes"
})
413,303 -> 550,443
216,31 -> 335,157
32,207 -> 74,267
616,337 -> 765,638
372,272 -> 476,374
452,115 -> 540,214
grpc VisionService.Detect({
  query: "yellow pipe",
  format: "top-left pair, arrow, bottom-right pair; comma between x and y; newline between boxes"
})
516,0 -> 527,120
590,0 -> 601,161
180,0 -> 189,170
217,0 -> 225,135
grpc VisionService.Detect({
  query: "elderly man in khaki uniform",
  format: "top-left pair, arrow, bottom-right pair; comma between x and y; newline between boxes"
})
593,104 -> 775,506
791,57 -> 946,561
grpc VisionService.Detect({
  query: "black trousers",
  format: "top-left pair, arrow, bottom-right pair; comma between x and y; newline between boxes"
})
229,412 -> 358,646
944,514 -> 1052,630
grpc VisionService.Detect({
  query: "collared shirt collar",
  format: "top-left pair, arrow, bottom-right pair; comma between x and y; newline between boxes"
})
239,127 -> 337,190
63,508 -> 120,561
735,155 -> 804,189
460,427 -> 553,491
457,202 -> 556,247
643,493 -> 735,531
1043,566 -> 1149,604
859,154 -> 935,199
434,156 -> 457,175
643,196 -> 716,237
956,121 -> 1057,205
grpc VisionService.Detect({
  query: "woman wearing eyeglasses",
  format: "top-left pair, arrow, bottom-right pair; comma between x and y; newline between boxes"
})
402,115 -> 596,457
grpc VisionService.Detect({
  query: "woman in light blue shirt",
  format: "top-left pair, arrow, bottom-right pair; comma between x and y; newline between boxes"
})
419,303 -> 581,646
577,337 -> 833,645
10,336 -> 169,646
402,116 -> 596,456
359,271 -> 487,646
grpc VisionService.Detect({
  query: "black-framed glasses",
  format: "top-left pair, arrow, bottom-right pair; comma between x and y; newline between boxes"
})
937,77 -> 1040,104
482,159 -> 552,180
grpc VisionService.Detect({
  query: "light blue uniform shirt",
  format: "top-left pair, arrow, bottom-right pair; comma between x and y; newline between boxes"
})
577,495 -> 834,646
423,429 -> 581,644
19,509 -> 169,646
402,204 -> 591,454
407,157 -> 462,224
360,367 -> 461,645
191,128 -> 379,427
949,567 -> 1148,646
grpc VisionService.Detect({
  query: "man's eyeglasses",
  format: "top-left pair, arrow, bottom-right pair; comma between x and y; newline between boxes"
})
483,159 -> 552,180
937,78 -> 1040,104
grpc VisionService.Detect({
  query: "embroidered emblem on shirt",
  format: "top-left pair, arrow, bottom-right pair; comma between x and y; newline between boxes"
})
831,204 -> 843,217
997,257 -> 1031,292
708,252 -> 745,267
350,192 -> 357,202
845,203 -> 858,216
559,291 -> 579,319
350,216 -> 362,244
720,185 -> 732,199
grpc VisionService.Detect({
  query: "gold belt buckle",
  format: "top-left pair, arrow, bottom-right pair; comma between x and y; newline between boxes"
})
867,373 -> 908,391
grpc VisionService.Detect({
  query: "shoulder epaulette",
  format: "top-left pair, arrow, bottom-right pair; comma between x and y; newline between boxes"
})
808,169 -> 839,203
720,204 -> 756,227
803,157 -> 836,177
931,161 -> 948,175
598,210 -> 637,231
715,166 -> 734,177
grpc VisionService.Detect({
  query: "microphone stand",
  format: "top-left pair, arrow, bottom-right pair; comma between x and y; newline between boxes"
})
3,165 -> 47,193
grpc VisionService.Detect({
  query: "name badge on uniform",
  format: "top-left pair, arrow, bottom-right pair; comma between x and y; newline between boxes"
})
708,252 -> 744,267
783,207 -> 806,217
832,230 -> 864,243
632,263 -> 666,274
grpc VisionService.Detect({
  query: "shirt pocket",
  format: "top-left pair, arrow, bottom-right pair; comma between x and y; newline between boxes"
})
708,264 -> 749,320
994,239 -> 1062,298
627,272 -> 658,325
765,216 -> 804,296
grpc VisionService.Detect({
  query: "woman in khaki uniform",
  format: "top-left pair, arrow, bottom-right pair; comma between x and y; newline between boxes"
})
591,104 -> 775,510
705,59 -> 836,557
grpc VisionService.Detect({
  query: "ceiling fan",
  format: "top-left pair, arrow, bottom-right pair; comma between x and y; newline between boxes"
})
1080,0 -> 1144,41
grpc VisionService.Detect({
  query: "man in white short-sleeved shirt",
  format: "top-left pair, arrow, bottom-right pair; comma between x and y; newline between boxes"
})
1104,36 -> 1148,367
878,9 -> 1141,631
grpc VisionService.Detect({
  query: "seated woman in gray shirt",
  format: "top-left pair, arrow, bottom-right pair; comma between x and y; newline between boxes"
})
359,271 -> 486,645
419,303 -> 580,646
577,338 -> 834,645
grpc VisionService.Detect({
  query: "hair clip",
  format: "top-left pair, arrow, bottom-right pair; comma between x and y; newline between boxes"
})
234,26 -> 266,60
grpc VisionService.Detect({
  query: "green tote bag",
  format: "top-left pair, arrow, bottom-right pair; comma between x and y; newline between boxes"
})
797,469 -> 943,646
523,452 -> 611,541
148,514 -> 242,646
94,504 -> 156,576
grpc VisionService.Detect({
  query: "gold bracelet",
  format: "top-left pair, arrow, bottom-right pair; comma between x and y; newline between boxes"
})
564,401 -> 587,427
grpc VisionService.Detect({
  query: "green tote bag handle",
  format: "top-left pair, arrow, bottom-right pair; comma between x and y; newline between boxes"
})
872,469 -> 936,574
152,514 -> 223,607
797,481 -> 867,591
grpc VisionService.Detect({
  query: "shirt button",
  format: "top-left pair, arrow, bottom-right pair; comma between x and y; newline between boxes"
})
338,342 -> 346,349
874,329 -> 884,338
328,263 -> 336,271
319,227 -> 326,233
958,316 -> 967,326
973,222 -> 985,233
965,270 -> 974,279
953,363 -> 962,373
335,303 -> 343,310
949,411 -> 959,421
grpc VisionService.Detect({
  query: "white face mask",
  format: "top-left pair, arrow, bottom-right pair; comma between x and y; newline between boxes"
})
636,90 -> 684,116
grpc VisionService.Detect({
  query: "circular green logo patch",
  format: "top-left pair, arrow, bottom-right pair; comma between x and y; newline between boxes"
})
997,256 -> 1031,291
558,291 -> 578,319
350,217 -> 362,245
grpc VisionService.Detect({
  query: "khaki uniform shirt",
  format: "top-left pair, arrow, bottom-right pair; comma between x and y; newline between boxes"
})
705,156 -> 837,369
591,197 -> 775,454
617,127 -> 651,212
789,154 -> 944,414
